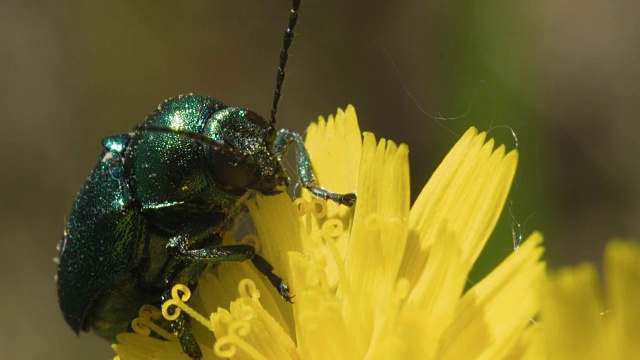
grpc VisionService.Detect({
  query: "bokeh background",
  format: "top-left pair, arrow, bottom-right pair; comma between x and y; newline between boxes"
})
2,0 -> 639,358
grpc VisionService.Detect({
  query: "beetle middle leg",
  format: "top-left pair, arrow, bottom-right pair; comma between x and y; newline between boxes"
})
274,128 -> 357,206
166,230 -> 292,298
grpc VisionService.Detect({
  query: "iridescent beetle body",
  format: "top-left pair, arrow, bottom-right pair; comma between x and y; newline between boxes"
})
56,1 -> 356,358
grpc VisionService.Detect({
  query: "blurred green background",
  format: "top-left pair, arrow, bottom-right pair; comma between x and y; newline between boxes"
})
2,0 -> 639,358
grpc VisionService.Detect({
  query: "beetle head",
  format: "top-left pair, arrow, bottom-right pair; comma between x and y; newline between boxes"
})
203,107 -> 286,195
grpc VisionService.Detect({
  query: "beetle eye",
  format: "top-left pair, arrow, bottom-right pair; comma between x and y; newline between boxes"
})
209,151 -> 253,189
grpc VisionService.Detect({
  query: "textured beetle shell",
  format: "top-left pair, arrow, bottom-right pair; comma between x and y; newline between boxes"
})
56,95 -> 243,336
57,145 -> 142,333
129,95 -> 228,212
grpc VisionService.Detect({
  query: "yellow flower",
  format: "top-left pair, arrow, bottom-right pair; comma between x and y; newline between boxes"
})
536,241 -> 640,359
112,105 -> 546,359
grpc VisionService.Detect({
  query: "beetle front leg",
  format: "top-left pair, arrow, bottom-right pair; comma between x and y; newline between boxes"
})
274,128 -> 357,206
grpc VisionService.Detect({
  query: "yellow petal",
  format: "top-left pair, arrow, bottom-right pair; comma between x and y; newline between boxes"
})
209,280 -> 300,360
303,105 -> 361,218
605,241 -> 640,358
538,240 -> 640,359
296,107 -> 363,291
398,128 -> 519,357
344,133 -> 411,357
112,332 -> 193,360
246,193 -> 303,279
542,263 -> 605,359
194,261 -> 293,340
288,252 -> 353,359
440,232 -> 545,359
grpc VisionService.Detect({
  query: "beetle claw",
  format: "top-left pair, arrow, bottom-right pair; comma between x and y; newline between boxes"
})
338,192 -> 357,207
279,283 -> 295,303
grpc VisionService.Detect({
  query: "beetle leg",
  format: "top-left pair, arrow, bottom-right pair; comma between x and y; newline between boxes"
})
273,128 -> 357,206
170,313 -> 201,359
251,253 -> 293,302
167,231 -> 293,300
162,267 -> 204,359
169,242 -> 293,301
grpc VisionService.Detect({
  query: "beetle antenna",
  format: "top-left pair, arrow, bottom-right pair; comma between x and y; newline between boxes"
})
269,0 -> 300,127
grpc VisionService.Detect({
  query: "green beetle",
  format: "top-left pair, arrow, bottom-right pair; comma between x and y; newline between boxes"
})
56,1 -> 356,358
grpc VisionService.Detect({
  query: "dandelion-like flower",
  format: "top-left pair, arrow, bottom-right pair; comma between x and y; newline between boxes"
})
113,105 -> 546,359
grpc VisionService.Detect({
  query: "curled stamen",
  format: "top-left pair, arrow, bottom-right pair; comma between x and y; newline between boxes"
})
321,218 -> 344,238
214,335 -> 240,357
316,219 -> 351,296
294,198 -> 327,218
240,234 -> 262,253
311,198 -> 327,218
138,304 -> 162,320
229,319 -> 253,337
238,279 -> 261,301
161,284 -> 213,331
131,305 -> 178,341
295,198 -> 328,233
305,264 -> 330,292
214,320 -> 267,359
161,284 -> 190,320
210,308 -> 234,326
